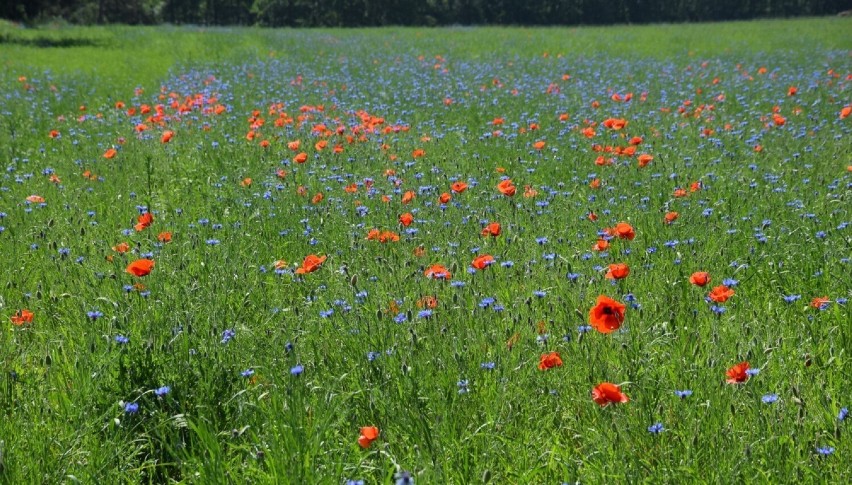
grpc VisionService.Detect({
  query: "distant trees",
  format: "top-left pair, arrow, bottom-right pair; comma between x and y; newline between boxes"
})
2,0 -> 849,26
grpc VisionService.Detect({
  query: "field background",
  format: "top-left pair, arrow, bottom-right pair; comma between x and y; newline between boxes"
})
0,18 -> 851,483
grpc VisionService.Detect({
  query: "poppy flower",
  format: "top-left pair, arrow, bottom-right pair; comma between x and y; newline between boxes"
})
103,148 -> 117,159
126,259 -> 155,277
134,212 -> 153,232
592,382 -> 629,406
378,231 -> 400,243
157,232 -> 172,243
810,296 -> 830,309
481,222 -> 501,237
416,296 -> 438,309
689,272 -> 711,287
412,149 -> 425,158
451,181 -> 468,193
112,242 -> 130,253
240,178 -> 252,187
161,130 -> 174,143
609,222 -> 635,240
605,263 -> 630,280
664,212 -> 679,224
637,154 -> 653,167
841,106 -> 851,120
424,264 -> 452,280
725,361 -> 750,384
10,309 -> 34,326
589,295 -> 626,334
523,185 -> 538,198
438,192 -> 451,204
538,352 -> 563,370
708,285 -> 735,303
295,254 -> 326,274
497,179 -> 516,197
287,140 -> 301,151
673,188 -> 688,198
399,212 -> 414,227
401,191 -> 415,204
533,140 -> 546,150
26,195 -> 45,204
311,193 -> 324,204
358,426 -> 380,448
592,238 -> 609,252
294,152 -> 308,164
471,254 -> 495,270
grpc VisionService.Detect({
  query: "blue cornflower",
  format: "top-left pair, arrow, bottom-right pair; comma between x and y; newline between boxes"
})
450,280 -> 466,287
761,394 -> 778,404
345,481 -> 365,485
457,379 -> 469,394
745,368 -> 760,376
782,294 -> 801,303
206,239 -> 220,246
566,272 -> 580,281
58,247 -> 70,256
838,407 -> 848,421
722,278 -> 739,287
647,422 -> 664,434
816,446 -> 835,456
480,362 -> 495,370
577,325 -> 592,333
367,351 -> 380,362
479,297 -> 495,308
417,309 -> 433,319
319,309 -> 334,318
675,390 -> 693,398
395,471 -> 414,485
154,386 -> 171,396
394,313 -> 408,323
533,290 -> 547,298
710,305 -> 727,315
114,335 -> 129,344
87,310 -> 103,320
221,329 -> 236,344
290,364 -> 304,376
124,402 -> 139,414
241,368 -> 255,377
501,261 -> 514,268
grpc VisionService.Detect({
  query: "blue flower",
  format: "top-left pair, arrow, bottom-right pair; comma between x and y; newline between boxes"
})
745,368 -> 760,376
114,335 -> 129,344
782,294 -> 801,304
290,364 -> 304,376
154,386 -> 171,396
418,309 -> 433,319
480,362 -> 495,370
241,368 -> 255,377
395,471 -> 414,485
761,394 -> 778,404
838,407 -> 848,421
647,422 -> 664,434
394,313 -> 408,323
87,310 -> 103,320
221,329 -> 236,344
675,390 -> 693,398
124,402 -> 139,414
816,446 -> 835,456
457,379 -> 469,394
533,290 -> 547,298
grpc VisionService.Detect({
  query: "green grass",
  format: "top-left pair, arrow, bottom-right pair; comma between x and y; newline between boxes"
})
0,17 -> 850,483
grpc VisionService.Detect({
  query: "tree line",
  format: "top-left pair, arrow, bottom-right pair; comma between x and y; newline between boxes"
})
3,0 -> 849,27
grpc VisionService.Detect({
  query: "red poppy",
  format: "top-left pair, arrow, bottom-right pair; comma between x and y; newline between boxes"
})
605,263 -> 630,280
471,254 -> 495,270
126,259 -> 155,277
481,222 -> 501,237
810,296 -> 830,309
538,352 -> 563,370
592,238 -> 609,252
609,222 -> 635,240
161,130 -> 174,143
664,212 -> 679,224
497,179 -> 516,197
401,191 -> 415,204
112,242 -> 130,253
295,254 -> 326,274
358,426 -> 380,448
592,382 -> 629,406
708,285 -> 735,303
451,181 -> 468,193
294,152 -> 308,164
589,295 -> 626,334
157,232 -> 172,243
26,195 -> 45,204
533,140 -> 546,150
689,272 -> 711,287
104,148 -> 117,159
424,264 -> 452,280
10,309 -> 34,326
439,192 -> 451,204
399,212 -> 414,227
134,212 -> 153,232
725,361 -> 749,384
637,154 -> 653,167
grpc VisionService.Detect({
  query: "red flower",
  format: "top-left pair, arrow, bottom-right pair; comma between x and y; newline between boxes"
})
10,309 -> 34,326
592,382 -> 629,406
810,296 -> 830,309
451,181 -> 468,193
471,254 -> 495,271
605,263 -> 630,280
689,272 -> 710,287
424,264 -> 452,280
497,179 -> 516,197
134,212 -> 153,232
609,222 -> 635,240
708,285 -> 735,303
358,426 -> 380,448
726,361 -> 750,384
589,295 -> 626,334
399,212 -> 414,227
295,254 -> 326,274
538,352 -> 563,370
126,259 -> 155,277
481,222 -> 501,237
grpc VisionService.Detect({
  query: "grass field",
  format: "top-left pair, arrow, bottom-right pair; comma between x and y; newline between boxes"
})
0,17 -> 851,483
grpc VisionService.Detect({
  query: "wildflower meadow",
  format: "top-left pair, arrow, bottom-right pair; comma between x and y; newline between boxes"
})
0,18 -> 850,483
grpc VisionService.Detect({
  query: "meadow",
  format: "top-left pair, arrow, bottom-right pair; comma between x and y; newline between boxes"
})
0,17 -> 851,483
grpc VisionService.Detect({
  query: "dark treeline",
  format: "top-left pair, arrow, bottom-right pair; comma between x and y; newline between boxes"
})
3,0 -> 850,27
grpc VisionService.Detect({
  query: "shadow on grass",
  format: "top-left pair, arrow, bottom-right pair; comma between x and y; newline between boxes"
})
0,34 -> 108,48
